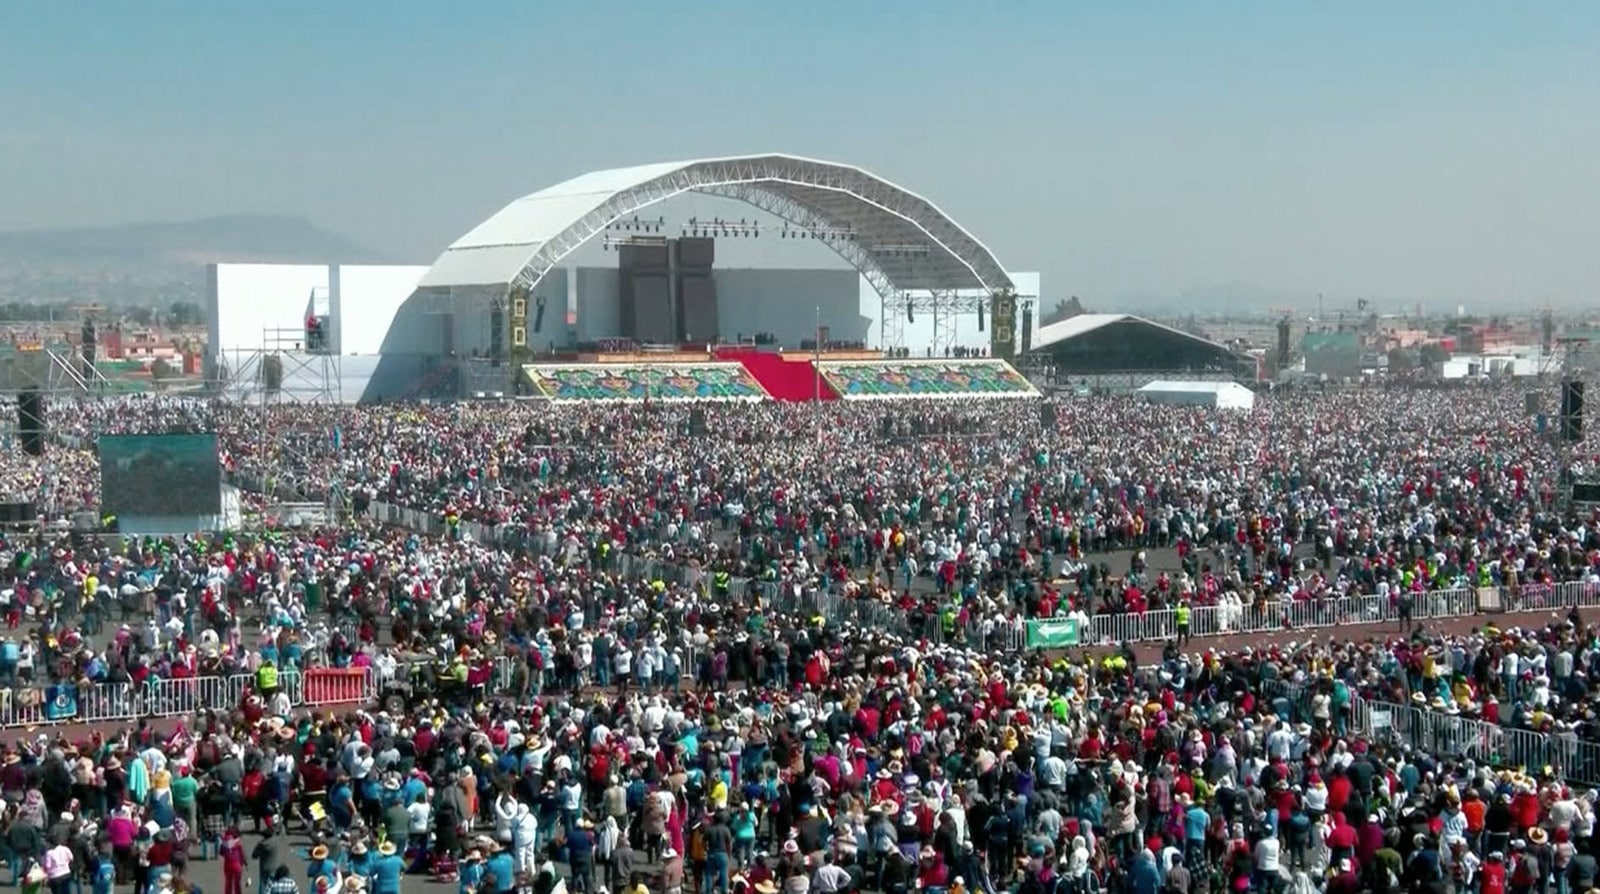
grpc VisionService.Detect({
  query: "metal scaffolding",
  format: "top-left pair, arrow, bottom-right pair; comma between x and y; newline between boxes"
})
215,327 -> 342,404
0,344 -> 119,397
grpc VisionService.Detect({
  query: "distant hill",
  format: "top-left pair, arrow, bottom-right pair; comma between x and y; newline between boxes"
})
0,215 -> 395,305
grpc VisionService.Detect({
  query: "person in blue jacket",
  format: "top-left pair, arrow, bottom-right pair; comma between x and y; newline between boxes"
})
370,841 -> 404,894
306,844 -> 339,888
484,841 -> 516,894
456,848 -> 484,894
342,840 -> 375,882
1128,847 -> 1161,894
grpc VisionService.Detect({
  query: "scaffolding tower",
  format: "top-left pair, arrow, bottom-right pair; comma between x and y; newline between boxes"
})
237,326 -> 343,525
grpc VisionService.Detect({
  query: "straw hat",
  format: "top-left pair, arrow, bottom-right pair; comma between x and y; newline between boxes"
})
344,879 -> 366,893
1529,828 -> 1549,845
311,844 -> 330,860
350,841 -> 368,856
377,840 -> 397,856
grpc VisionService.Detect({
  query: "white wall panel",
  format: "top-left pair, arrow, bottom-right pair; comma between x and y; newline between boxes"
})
715,269 -> 865,346
208,263 -> 329,355
336,265 -> 429,355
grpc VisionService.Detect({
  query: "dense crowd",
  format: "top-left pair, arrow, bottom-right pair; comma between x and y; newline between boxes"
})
8,386 -> 1600,627
3,513 -> 1600,894
0,384 -> 1594,894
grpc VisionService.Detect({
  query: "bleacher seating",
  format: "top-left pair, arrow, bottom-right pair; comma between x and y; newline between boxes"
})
523,363 -> 770,402
820,359 -> 1039,400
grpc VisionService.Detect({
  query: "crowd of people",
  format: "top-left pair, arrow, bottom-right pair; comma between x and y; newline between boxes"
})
1,527 -> 1599,894
7,386 -> 1599,620
0,384 -> 1593,894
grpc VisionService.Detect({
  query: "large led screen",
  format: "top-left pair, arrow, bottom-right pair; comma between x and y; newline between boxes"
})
98,433 -> 222,517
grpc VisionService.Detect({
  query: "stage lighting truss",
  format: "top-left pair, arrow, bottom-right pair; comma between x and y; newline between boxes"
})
599,235 -> 668,251
606,215 -> 667,234
870,243 -> 932,259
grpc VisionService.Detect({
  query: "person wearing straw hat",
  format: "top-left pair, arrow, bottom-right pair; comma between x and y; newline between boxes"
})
343,839 -> 375,884
456,848 -> 484,894
307,844 -> 340,890
370,841 -> 403,894
483,841 -> 514,894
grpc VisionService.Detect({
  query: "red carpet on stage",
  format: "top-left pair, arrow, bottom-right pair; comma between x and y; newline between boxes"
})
717,348 -> 839,403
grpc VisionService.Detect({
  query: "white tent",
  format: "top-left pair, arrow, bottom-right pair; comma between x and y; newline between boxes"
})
1137,380 -> 1255,411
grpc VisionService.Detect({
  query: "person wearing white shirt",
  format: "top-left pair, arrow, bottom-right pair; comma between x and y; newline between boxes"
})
1254,832 -> 1283,883
513,803 -> 540,872
406,795 -> 432,843
494,792 -> 520,844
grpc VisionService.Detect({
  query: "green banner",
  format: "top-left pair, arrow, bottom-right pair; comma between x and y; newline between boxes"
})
1027,618 -> 1080,648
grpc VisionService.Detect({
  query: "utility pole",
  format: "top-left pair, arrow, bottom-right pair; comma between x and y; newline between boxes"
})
814,304 -> 822,447
1557,336 -> 1584,519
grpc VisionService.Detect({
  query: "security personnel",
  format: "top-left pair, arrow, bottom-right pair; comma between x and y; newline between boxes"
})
713,569 -> 731,600
1175,599 -> 1192,646
257,658 -> 279,698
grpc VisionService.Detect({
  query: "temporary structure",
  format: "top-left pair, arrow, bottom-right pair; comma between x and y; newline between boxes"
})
1136,380 -> 1255,411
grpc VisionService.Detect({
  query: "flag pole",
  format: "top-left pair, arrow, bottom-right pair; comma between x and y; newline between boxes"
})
814,304 -> 822,447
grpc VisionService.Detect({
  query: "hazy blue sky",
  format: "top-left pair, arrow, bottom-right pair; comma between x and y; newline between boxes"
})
2,2 -> 1597,311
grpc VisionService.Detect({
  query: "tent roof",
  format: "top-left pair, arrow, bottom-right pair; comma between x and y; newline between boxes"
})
419,153 -> 1013,299
1135,380 -> 1251,395
1033,313 -> 1229,353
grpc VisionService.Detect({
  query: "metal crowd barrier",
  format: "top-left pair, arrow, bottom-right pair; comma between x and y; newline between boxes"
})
1345,694 -> 1600,787
1082,588 -> 1481,647
0,670 -> 313,730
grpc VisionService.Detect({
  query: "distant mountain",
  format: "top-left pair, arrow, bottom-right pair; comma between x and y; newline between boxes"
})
0,215 -> 395,305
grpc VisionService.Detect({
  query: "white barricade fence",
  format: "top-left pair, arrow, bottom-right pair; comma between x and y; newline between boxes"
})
1345,694 -> 1600,787
1083,589 -> 1482,647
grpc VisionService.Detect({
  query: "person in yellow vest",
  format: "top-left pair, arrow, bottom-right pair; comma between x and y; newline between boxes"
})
257,658 -> 279,698
1175,598 -> 1192,647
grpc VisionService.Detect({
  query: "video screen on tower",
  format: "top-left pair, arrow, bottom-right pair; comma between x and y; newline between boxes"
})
98,433 -> 223,517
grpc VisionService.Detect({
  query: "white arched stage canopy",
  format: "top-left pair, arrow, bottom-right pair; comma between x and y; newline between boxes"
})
418,154 -> 1014,301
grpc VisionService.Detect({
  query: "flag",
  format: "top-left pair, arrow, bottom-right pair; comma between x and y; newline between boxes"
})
45,684 -> 78,721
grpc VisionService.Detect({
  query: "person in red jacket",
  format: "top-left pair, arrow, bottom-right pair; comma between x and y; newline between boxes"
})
1511,786 -> 1541,833
1479,851 -> 1507,894
220,827 -> 247,894
1325,766 -> 1352,816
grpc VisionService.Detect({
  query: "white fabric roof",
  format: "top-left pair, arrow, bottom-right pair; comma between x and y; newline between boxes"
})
419,154 -> 1012,296
1137,379 -> 1256,409
1033,313 -> 1138,347
1136,380 -> 1250,395
1032,312 -> 1234,355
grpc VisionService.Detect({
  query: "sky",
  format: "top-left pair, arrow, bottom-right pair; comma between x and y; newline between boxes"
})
2,2 -> 1598,313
